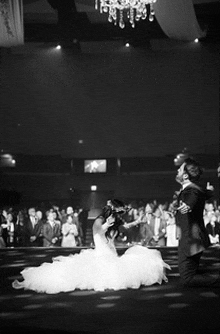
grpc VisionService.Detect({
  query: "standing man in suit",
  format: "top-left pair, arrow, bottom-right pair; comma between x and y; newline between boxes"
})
78,208 -> 89,246
24,207 -> 43,247
206,212 -> 220,245
148,206 -> 166,246
175,158 -> 220,287
42,211 -> 61,247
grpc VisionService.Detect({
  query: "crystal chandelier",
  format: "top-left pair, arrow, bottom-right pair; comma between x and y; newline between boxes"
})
95,0 -> 157,29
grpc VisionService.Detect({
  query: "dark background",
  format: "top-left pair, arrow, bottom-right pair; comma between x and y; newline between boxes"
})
0,0 -> 219,208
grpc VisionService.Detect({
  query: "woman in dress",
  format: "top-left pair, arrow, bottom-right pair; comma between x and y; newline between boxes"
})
61,214 -> 78,247
12,199 -> 170,294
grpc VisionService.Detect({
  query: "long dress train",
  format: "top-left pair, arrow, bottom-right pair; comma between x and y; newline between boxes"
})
12,230 -> 171,294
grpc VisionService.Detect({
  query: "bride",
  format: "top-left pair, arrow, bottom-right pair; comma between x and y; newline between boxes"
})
12,199 -> 170,294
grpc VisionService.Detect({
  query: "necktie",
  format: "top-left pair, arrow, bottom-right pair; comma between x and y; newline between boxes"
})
212,224 -> 216,237
31,217 -> 35,228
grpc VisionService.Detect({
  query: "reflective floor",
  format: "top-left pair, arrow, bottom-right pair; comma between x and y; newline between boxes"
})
0,246 -> 220,334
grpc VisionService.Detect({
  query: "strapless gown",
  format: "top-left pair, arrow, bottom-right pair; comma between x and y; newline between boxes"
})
12,233 -> 171,294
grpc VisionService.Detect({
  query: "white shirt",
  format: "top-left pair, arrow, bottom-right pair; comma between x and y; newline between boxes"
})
30,216 -> 36,228
154,217 -> 160,236
182,181 -> 192,190
48,221 -> 55,228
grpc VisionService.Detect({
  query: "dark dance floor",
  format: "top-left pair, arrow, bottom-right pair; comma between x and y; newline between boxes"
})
0,246 -> 220,334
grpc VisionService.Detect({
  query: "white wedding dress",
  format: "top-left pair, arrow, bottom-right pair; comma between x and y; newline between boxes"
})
12,227 -> 170,294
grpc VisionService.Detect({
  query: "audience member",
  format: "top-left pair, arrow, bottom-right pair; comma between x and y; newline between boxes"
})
36,210 -> 44,224
204,202 -> 215,226
52,210 -> 61,226
206,212 -> 220,245
148,205 -> 166,246
78,208 -> 89,245
23,207 -> 43,247
61,214 -> 78,247
123,205 -> 140,244
0,222 -> 6,248
164,211 -> 179,247
5,212 -> 15,247
137,206 -> 154,246
14,211 -> 26,247
0,209 -> 9,246
42,211 -> 61,247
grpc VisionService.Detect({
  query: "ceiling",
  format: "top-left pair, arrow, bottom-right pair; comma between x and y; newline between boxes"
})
0,1 -> 219,159
22,0 -> 220,44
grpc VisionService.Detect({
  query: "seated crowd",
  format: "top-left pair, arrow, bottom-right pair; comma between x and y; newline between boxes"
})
0,199 -> 219,248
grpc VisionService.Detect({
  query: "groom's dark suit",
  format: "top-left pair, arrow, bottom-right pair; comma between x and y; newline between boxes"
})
176,183 -> 219,287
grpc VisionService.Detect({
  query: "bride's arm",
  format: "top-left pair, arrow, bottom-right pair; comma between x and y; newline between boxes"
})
123,215 -> 144,229
102,215 -> 115,232
93,216 -> 115,234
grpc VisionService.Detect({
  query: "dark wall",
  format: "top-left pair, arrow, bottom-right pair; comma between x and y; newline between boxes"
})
1,169 -> 218,209
0,40 -> 219,158
1,153 -> 219,208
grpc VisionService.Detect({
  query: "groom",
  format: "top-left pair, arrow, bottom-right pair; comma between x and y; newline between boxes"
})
175,157 -> 220,287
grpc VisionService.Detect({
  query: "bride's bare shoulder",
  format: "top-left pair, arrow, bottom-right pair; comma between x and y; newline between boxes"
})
93,216 -> 104,231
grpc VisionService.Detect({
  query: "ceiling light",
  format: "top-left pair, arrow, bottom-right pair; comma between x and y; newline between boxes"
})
95,0 -> 156,29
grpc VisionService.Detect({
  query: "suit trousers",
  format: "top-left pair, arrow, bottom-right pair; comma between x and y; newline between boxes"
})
178,249 -> 219,287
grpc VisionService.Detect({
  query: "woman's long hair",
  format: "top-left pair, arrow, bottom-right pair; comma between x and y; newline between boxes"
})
97,199 -> 127,240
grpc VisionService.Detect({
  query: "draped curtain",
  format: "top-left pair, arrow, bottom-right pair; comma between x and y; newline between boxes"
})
154,0 -> 206,41
0,0 -> 24,47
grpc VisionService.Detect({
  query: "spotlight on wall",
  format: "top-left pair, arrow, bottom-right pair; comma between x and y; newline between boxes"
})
91,185 -> 97,191
0,154 -> 16,167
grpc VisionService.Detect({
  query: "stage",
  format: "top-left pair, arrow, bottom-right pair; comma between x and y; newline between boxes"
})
0,246 -> 220,334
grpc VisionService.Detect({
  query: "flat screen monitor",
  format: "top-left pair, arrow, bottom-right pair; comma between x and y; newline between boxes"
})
84,159 -> 107,173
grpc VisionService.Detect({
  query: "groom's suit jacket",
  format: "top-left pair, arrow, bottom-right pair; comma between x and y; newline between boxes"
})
175,183 -> 212,257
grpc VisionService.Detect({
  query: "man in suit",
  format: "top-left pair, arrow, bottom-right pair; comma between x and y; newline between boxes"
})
206,213 -> 220,245
175,158 -> 220,287
148,206 -> 166,246
78,208 -> 89,246
23,207 -> 43,247
42,211 -> 61,247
